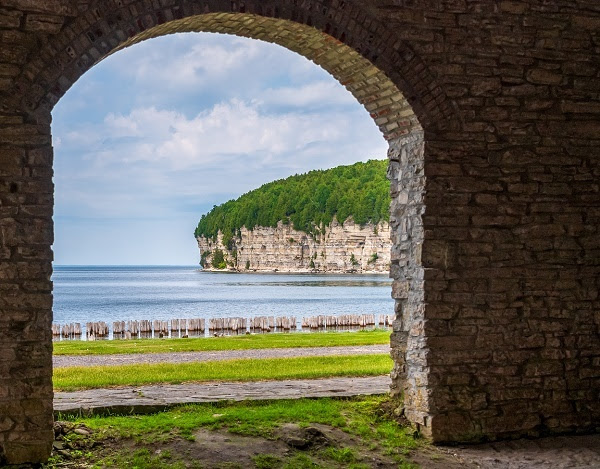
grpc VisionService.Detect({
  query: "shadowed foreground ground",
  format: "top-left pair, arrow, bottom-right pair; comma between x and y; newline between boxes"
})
52,379 -> 600,467
49,347 -> 600,468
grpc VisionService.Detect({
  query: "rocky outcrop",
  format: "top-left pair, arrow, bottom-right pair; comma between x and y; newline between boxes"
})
197,218 -> 391,273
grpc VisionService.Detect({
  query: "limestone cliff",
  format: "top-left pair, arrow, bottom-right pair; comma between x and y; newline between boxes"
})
197,218 -> 391,273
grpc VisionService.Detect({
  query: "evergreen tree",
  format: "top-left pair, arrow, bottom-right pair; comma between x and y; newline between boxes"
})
195,159 -> 390,242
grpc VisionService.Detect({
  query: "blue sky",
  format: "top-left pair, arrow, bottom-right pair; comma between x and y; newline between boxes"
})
52,33 -> 387,265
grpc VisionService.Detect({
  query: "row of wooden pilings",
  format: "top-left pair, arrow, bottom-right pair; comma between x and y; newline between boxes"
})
51,323 -> 82,337
52,313 -> 395,339
302,314 -> 392,329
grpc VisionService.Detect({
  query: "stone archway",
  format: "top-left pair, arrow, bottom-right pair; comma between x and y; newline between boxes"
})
1,0 -> 599,465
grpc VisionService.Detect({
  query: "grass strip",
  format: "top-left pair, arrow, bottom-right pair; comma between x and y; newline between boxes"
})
75,396 -> 414,446
53,354 -> 393,391
53,329 -> 391,356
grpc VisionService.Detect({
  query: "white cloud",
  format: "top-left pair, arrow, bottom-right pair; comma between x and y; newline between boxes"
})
113,35 -> 267,92
67,99 -> 358,170
259,81 -> 356,109
104,113 -> 142,137
55,97 -> 386,221
145,40 -> 258,86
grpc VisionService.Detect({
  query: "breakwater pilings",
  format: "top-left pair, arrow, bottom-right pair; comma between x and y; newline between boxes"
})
52,313 -> 395,340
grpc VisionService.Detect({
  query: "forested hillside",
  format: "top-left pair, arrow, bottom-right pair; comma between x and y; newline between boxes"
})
194,160 -> 390,247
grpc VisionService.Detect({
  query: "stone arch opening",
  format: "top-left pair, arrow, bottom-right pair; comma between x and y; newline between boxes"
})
1,3 -> 451,463
47,11 -> 427,412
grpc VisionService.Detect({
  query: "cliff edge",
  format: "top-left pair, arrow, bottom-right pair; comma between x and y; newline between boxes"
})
194,160 -> 391,273
197,218 -> 391,273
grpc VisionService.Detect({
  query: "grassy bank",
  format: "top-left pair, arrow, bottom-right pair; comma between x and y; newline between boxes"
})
53,354 -> 393,391
50,396 -> 421,468
53,330 -> 391,356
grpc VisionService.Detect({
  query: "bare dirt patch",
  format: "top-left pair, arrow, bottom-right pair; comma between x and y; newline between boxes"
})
48,421 -> 417,468
170,428 -> 292,467
110,425 -> 407,468
46,424 -> 600,469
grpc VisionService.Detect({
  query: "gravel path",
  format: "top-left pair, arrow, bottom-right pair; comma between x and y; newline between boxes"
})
53,345 -> 390,368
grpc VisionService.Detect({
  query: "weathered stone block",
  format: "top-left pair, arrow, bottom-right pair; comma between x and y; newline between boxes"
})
0,9 -> 22,28
24,14 -> 64,33
526,68 -> 563,85
0,0 -> 76,15
500,1 -> 528,14
1,440 -> 52,465
471,78 -> 501,96
0,146 -> 24,176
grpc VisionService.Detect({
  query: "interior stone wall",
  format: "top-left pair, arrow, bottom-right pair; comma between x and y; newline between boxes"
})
0,0 -> 598,464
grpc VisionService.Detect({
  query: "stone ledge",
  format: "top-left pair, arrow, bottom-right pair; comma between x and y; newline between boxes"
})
53,376 -> 392,418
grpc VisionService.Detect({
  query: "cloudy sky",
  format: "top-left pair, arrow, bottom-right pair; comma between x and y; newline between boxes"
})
52,33 -> 387,265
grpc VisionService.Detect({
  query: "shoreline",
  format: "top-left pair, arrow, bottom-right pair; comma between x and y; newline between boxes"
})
198,267 -> 390,275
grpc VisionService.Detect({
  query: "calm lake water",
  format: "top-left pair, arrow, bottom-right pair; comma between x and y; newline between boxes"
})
52,266 -> 394,334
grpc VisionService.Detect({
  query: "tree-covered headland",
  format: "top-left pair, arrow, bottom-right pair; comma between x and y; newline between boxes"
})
194,159 -> 390,251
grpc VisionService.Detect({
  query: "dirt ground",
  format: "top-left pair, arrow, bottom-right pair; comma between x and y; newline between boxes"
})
45,420 -> 600,468
50,422 -> 461,468
447,433 -> 600,469
49,425 -> 600,468
167,425 -> 409,468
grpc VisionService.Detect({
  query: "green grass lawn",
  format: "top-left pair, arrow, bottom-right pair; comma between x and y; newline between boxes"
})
49,396 -> 420,468
71,397 -> 387,442
53,354 -> 393,391
53,330 -> 391,356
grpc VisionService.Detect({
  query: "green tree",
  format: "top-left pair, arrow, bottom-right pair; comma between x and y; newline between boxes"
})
195,159 -> 390,242
212,249 -> 227,269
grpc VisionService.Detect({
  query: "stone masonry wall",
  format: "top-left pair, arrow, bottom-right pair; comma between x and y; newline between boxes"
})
198,219 -> 392,273
395,1 -> 600,442
0,115 -> 54,463
387,131 -> 426,422
0,0 -> 598,463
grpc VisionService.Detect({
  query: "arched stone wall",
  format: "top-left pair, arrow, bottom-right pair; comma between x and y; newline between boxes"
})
0,0 -> 599,464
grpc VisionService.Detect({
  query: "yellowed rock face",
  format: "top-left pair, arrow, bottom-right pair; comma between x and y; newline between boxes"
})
197,218 -> 391,273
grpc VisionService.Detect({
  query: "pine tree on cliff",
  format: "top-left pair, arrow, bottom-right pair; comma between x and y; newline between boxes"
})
194,159 -> 390,249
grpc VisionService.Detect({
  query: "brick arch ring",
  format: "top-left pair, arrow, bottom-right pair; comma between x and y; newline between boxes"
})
1,0 -> 461,463
15,1 -> 456,136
